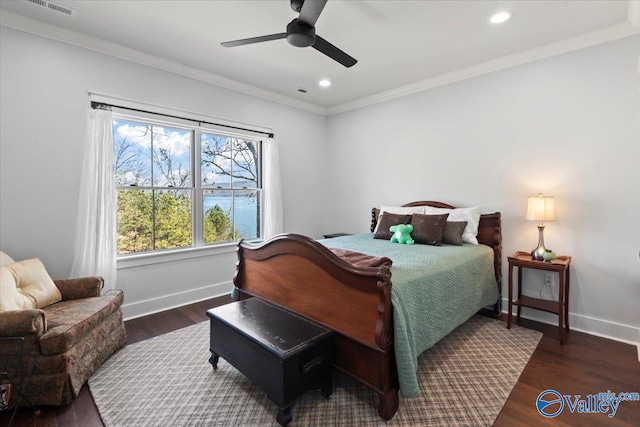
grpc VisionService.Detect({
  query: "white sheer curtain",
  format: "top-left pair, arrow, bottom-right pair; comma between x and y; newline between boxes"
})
71,108 -> 117,290
261,137 -> 283,238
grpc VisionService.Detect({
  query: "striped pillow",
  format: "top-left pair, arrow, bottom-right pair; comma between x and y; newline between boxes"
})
443,221 -> 468,246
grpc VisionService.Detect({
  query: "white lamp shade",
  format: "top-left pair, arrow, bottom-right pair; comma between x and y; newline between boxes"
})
526,194 -> 555,222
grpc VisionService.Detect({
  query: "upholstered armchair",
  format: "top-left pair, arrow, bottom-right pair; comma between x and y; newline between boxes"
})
0,253 -> 126,407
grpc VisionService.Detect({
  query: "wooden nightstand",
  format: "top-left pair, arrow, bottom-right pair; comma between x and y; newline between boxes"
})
507,251 -> 572,344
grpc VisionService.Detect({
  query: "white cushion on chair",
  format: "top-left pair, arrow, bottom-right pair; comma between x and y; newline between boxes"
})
0,251 -> 15,267
1,266 -> 32,310
0,258 -> 62,311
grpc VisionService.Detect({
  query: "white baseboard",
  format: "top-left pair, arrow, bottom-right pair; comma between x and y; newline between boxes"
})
501,298 -> 640,347
122,281 -> 234,321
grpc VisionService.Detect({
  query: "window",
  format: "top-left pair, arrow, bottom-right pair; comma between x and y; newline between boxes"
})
113,115 -> 261,255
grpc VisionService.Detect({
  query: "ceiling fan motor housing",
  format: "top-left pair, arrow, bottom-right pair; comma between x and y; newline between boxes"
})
286,19 -> 316,47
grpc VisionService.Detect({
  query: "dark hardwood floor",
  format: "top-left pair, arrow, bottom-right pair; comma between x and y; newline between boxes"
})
3,296 -> 638,426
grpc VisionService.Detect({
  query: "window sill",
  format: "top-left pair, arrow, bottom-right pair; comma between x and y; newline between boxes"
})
116,243 -> 239,269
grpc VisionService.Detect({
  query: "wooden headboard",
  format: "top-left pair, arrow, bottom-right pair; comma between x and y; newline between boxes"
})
370,201 -> 502,309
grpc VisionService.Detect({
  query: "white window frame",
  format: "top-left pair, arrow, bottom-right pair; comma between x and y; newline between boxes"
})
112,108 -> 264,267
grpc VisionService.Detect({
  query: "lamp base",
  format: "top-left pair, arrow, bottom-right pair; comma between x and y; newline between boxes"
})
531,246 -> 548,261
531,225 -> 547,261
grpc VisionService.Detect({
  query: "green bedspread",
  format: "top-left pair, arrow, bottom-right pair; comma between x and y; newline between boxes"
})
318,233 -> 499,398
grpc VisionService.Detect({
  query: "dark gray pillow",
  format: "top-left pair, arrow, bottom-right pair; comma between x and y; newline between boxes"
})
374,213 -> 412,240
411,213 -> 449,246
443,221 -> 468,246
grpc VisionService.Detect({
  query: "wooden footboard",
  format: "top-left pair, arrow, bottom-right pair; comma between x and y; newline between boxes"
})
234,233 -> 399,419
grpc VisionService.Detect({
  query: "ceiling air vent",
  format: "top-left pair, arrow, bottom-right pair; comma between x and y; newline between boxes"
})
297,88 -> 317,95
25,0 -> 78,17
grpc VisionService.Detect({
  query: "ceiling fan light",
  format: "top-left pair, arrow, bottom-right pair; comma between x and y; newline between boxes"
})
286,19 -> 316,47
287,32 -> 315,47
489,11 -> 512,24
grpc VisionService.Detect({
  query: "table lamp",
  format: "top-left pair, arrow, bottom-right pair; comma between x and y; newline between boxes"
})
526,193 -> 555,260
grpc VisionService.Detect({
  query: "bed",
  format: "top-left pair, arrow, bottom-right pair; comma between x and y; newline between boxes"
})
232,201 -> 502,420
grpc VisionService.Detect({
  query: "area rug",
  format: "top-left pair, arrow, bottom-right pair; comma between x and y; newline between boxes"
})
89,316 -> 542,426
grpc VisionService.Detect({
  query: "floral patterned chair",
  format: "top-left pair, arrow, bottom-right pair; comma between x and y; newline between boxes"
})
0,252 -> 126,407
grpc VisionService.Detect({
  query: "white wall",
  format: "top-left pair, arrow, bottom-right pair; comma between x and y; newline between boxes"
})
0,27 -> 327,318
326,35 -> 640,344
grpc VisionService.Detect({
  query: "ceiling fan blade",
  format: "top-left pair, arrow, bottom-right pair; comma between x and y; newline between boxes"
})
298,0 -> 327,26
221,33 -> 287,48
312,35 -> 357,68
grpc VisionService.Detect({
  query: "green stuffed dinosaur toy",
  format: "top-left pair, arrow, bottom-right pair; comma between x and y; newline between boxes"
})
389,224 -> 415,245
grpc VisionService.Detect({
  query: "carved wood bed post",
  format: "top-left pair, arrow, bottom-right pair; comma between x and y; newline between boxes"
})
373,263 -> 399,419
491,212 -> 503,314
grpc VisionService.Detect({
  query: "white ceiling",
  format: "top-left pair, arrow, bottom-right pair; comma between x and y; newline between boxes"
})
1,1 -> 638,114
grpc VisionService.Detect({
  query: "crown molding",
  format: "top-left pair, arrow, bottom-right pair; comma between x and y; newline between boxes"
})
0,9 -> 328,116
327,21 -> 640,116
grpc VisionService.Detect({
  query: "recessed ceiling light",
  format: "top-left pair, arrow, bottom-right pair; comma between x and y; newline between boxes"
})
489,11 -> 512,24
319,79 -> 331,87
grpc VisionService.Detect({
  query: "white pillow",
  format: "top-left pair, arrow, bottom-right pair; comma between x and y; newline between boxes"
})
379,205 -> 427,216
424,206 -> 482,245
0,258 -> 62,311
0,251 -> 15,267
374,205 -> 427,233
1,266 -> 33,311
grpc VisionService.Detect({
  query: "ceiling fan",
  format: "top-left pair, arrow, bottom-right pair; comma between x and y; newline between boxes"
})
221,0 -> 357,68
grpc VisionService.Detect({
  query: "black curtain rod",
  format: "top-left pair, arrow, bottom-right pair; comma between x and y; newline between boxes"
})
91,101 -> 274,138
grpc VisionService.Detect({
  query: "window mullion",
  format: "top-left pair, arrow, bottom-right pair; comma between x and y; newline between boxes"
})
194,129 -> 203,247
150,126 -> 156,251
230,139 -> 235,239
258,140 -> 263,238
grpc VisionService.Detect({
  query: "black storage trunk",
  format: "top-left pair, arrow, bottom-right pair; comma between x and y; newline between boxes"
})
207,298 -> 333,426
